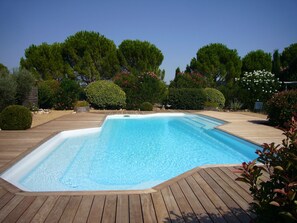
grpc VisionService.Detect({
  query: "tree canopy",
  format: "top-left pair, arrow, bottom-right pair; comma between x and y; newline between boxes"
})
281,43 -> 297,81
118,40 -> 164,78
188,43 -> 241,86
20,43 -> 66,80
242,50 -> 272,73
0,63 -> 9,76
63,31 -> 120,83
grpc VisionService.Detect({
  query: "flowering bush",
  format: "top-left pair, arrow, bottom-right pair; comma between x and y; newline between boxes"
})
236,115 -> 297,222
238,70 -> 280,108
266,90 -> 297,127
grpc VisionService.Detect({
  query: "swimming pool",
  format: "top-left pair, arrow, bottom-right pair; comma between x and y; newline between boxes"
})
1,113 -> 259,191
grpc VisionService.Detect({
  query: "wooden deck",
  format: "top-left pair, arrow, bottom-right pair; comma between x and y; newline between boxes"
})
0,111 -> 281,222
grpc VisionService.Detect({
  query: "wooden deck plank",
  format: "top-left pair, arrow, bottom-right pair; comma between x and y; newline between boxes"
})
87,195 -> 104,223
199,169 -> 251,223
16,196 -> 47,223
73,195 -> 94,223
212,168 -> 253,203
140,193 -> 157,223
151,191 -> 170,223
221,167 -> 251,193
44,196 -> 70,223
30,196 -> 59,222
101,195 -> 117,223
178,178 -> 213,223
0,192 -> 14,210
161,187 -> 185,222
187,177 -> 226,223
191,173 -> 241,223
2,196 -> 36,223
205,169 -> 252,214
170,182 -> 199,223
116,194 -> 129,223
59,195 -> 82,223
0,195 -> 24,222
0,187 -> 8,199
129,194 -> 144,223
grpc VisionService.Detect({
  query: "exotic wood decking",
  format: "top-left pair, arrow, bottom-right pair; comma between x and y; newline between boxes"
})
0,111 -> 282,222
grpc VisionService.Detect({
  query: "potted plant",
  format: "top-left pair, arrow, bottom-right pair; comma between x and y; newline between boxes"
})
74,100 -> 90,113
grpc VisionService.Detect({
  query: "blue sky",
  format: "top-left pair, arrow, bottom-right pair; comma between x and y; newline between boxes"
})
1,0 -> 296,83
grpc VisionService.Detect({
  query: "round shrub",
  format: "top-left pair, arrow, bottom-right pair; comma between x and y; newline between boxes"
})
0,105 -> 32,130
266,90 -> 297,127
85,80 -> 126,109
204,88 -> 225,108
139,102 -> 153,111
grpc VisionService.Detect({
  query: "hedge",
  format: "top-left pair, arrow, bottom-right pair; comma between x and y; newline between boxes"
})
168,88 -> 206,110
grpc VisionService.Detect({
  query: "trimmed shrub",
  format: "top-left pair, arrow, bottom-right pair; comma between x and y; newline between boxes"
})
38,80 -> 60,109
204,88 -> 225,108
0,105 -> 32,130
54,79 -> 81,110
168,88 -> 206,110
85,80 -> 126,109
266,90 -> 297,127
139,102 -> 153,111
75,100 -> 89,107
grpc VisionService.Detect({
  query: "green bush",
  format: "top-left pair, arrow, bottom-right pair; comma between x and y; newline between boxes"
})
85,80 -> 126,109
169,72 -> 206,89
54,79 -> 81,110
0,105 -> 32,130
139,102 -> 153,111
75,100 -> 89,107
38,80 -> 60,109
168,88 -> 206,110
114,72 -> 167,109
266,90 -> 297,127
14,69 -> 35,105
0,74 -> 16,112
204,88 -> 225,108
236,115 -> 297,223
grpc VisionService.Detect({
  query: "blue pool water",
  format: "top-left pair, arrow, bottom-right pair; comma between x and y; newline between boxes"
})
3,114 -> 259,191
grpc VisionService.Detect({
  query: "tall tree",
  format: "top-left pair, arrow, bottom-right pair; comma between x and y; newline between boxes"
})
20,43 -> 66,80
189,43 -> 241,86
272,50 -> 281,78
63,31 -> 120,83
118,40 -> 164,78
242,50 -> 272,73
281,43 -> 297,81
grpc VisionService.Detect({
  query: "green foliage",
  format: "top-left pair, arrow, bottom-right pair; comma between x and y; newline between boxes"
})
139,102 -> 153,111
118,40 -> 164,78
189,43 -> 241,86
20,43 -> 66,80
54,79 -> 81,110
113,72 -> 166,109
64,31 -> 120,83
281,43 -> 297,81
168,88 -> 206,110
229,99 -> 243,111
272,50 -> 281,79
85,80 -> 126,109
0,63 -> 9,76
242,50 -> 272,73
75,100 -> 89,107
0,105 -> 32,130
204,88 -> 225,108
38,80 -> 60,109
13,68 -> 35,105
236,116 -> 297,223
169,72 -> 206,89
238,70 -> 280,109
0,74 -> 17,112
266,90 -> 297,127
